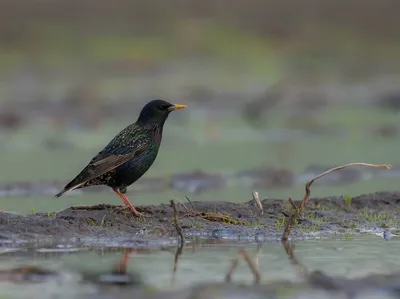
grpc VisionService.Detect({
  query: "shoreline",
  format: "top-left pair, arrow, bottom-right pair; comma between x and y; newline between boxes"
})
0,191 -> 398,245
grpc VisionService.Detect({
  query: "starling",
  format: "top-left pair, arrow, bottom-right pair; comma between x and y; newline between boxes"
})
55,99 -> 187,216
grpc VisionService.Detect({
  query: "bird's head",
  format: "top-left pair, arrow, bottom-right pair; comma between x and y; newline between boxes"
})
137,99 -> 187,126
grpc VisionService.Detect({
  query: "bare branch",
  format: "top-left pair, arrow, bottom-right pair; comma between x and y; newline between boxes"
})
281,163 -> 391,241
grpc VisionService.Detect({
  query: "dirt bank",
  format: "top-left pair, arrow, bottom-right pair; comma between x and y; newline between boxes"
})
0,191 -> 399,244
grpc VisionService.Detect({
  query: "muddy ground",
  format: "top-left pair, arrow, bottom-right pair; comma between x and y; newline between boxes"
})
0,191 -> 399,244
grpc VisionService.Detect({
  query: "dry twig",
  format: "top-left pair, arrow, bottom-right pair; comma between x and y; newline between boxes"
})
185,196 -> 196,211
252,191 -> 264,215
176,200 -> 189,212
288,197 -> 298,209
281,162 -> 391,241
225,248 -> 261,285
170,200 -> 185,246
170,200 -> 185,285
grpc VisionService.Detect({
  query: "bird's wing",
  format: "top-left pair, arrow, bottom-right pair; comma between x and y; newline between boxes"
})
61,136 -> 150,192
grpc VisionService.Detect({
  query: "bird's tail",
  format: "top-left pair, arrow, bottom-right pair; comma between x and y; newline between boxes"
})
55,189 -> 67,198
55,179 -> 85,198
55,180 -> 75,198
55,165 -> 91,198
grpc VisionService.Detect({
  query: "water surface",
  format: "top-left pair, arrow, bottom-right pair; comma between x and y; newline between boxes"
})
0,235 -> 396,298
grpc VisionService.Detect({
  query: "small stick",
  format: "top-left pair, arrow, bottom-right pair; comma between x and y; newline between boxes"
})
288,197 -> 298,209
281,162 -> 391,241
170,200 -> 185,285
225,249 -> 261,285
252,191 -> 263,215
185,196 -> 196,211
176,200 -> 189,212
170,200 -> 185,247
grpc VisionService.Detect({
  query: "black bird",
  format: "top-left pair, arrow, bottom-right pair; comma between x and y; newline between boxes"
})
55,99 -> 187,216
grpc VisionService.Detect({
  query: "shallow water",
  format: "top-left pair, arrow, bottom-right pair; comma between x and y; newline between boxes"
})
0,235 -> 397,298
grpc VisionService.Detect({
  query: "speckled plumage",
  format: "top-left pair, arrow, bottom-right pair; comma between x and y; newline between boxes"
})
55,99 -> 187,216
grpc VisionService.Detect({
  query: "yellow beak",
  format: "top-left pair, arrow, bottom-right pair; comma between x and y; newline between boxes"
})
169,104 -> 187,111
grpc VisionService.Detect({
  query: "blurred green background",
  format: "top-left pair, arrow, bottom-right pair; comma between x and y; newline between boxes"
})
1,0 -> 400,213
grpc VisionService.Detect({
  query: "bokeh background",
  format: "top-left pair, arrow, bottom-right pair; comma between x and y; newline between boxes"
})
1,0 -> 400,213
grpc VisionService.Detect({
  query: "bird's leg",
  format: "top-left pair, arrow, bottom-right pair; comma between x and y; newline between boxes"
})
112,188 -> 144,217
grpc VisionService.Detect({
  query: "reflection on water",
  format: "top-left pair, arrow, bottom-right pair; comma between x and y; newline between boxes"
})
0,235 -> 398,298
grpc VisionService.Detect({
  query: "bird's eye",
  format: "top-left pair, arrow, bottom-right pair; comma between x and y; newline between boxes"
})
159,105 -> 168,110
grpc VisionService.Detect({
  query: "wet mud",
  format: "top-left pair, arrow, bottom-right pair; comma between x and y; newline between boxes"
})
0,191 -> 399,244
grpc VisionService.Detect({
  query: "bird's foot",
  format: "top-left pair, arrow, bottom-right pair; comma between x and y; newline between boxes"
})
129,207 -> 146,218
112,188 -> 149,217
118,205 -> 148,218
